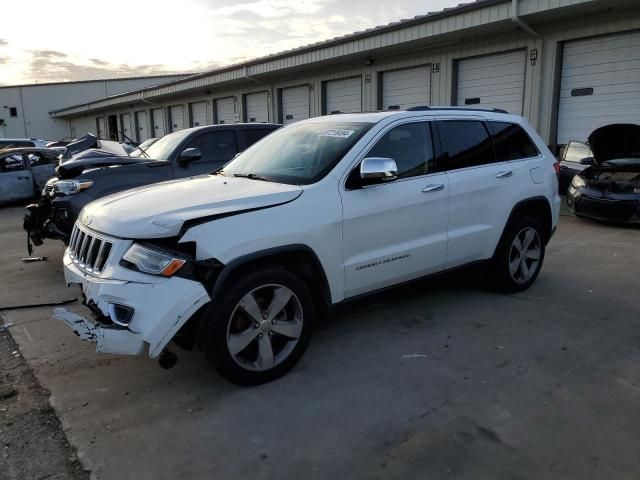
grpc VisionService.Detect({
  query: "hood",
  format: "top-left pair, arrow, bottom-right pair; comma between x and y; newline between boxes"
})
588,124 -> 640,164
81,175 -> 303,238
56,150 -> 159,179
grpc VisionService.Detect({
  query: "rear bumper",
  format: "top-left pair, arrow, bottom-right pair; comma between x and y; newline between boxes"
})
57,250 -> 211,357
567,187 -> 640,223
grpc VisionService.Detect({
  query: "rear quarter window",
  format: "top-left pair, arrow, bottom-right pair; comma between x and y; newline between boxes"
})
489,121 -> 539,161
438,120 -> 494,170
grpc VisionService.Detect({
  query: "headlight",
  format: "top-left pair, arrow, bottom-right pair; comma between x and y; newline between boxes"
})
53,179 -> 93,195
571,175 -> 586,188
122,244 -> 186,277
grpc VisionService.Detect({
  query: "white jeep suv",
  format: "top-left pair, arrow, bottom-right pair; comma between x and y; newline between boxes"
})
56,108 -> 561,385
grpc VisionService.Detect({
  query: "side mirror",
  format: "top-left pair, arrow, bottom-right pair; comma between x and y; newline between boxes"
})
359,157 -> 398,185
178,147 -> 202,164
579,157 -> 595,166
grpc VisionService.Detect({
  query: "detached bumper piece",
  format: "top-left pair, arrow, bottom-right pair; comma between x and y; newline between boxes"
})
53,308 -> 146,355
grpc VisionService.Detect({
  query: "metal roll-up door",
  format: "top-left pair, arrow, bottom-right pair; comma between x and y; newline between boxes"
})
281,85 -> 310,125
190,101 -> 208,127
557,31 -> 640,144
324,77 -> 361,114
96,117 -> 106,138
215,97 -> 235,124
120,113 -> 132,141
456,50 -> 526,115
135,111 -> 148,142
169,105 -> 185,132
245,92 -> 270,123
381,66 -> 431,110
151,108 -> 165,137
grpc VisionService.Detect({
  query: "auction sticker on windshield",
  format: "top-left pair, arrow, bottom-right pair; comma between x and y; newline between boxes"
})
319,129 -> 355,138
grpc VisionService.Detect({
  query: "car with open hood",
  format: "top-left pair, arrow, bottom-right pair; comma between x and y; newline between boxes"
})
53,108 -> 560,385
567,124 -> 640,223
23,124 -> 280,248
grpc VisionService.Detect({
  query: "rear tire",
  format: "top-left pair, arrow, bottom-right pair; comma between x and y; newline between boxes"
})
199,267 -> 314,386
490,216 -> 545,293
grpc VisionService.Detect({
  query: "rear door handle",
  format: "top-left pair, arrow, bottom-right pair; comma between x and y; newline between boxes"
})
422,184 -> 445,192
495,170 -> 513,178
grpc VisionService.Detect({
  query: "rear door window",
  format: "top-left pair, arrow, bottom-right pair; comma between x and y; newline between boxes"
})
244,128 -> 276,148
366,122 -> 435,178
186,131 -> 238,163
438,120 -> 494,170
489,121 -> 539,161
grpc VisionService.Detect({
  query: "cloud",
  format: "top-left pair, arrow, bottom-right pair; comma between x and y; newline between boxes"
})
89,58 -> 109,66
26,50 -> 191,82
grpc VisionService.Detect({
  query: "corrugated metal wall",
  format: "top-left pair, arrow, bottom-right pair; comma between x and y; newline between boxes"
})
65,1 -> 640,145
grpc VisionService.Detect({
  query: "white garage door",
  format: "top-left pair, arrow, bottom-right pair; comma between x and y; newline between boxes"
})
135,111 -> 148,142
120,113 -> 132,141
190,101 -> 208,127
215,97 -> 235,124
456,50 -> 526,115
151,108 -> 165,137
557,31 -> 640,144
281,85 -> 310,125
245,92 -> 270,123
96,117 -> 106,138
382,66 -> 431,110
325,77 -> 362,114
169,105 -> 185,132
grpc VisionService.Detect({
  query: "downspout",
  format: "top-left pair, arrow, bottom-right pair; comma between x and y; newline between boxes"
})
511,0 -> 540,37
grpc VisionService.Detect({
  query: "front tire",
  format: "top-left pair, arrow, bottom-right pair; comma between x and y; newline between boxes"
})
199,267 -> 314,386
491,216 -> 546,293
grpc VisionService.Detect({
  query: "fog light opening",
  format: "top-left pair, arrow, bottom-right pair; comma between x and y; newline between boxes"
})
108,303 -> 134,327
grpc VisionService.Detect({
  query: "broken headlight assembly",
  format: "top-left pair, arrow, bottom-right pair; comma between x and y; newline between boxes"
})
52,179 -> 94,195
571,175 -> 587,188
121,243 -> 187,277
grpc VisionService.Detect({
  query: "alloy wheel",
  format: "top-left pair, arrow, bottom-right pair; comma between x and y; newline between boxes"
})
508,227 -> 542,284
226,284 -> 303,372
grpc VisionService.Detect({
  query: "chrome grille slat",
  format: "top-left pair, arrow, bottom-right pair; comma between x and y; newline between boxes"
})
67,223 -> 114,274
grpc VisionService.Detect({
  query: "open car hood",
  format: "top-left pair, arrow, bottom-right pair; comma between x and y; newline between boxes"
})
56,150 -> 158,179
80,175 -> 303,238
588,124 -> 640,164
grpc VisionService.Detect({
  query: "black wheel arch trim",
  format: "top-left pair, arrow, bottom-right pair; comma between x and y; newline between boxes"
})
209,244 -> 332,308
494,196 -> 554,257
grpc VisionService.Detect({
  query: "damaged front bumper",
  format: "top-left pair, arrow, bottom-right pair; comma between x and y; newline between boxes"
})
24,193 -> 76,245
56,249 -> 211,358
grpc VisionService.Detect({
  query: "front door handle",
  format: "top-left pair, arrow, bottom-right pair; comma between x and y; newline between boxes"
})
422,184 -> 445,193
495,170 -> 513,178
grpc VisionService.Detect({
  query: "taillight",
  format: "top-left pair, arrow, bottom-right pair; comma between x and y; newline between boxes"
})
553,162 -> 560,178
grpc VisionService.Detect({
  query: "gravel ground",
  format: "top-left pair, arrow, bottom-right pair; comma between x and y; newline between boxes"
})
0,322 -> 89,480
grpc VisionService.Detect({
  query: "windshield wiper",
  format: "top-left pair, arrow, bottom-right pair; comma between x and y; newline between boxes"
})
231,173 -> 272,182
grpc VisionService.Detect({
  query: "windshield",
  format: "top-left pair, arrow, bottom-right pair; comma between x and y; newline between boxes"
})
221,122 -> 372,185
141,130 -> 193,160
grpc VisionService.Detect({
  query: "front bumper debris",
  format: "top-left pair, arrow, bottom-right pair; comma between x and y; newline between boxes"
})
59,249 -> 211,357
54,308 -> 146,355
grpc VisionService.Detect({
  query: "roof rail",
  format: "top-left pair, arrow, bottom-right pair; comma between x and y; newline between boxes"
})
405,106 -> 509,114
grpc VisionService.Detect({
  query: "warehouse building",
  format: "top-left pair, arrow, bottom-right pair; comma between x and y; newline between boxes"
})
51,0 -> 640,149
0,74 -> 188,140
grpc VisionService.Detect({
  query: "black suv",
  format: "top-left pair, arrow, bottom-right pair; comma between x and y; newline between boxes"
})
24,123 -> 280,246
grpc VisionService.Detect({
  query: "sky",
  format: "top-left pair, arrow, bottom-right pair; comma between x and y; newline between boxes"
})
0,0 -> 466,85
